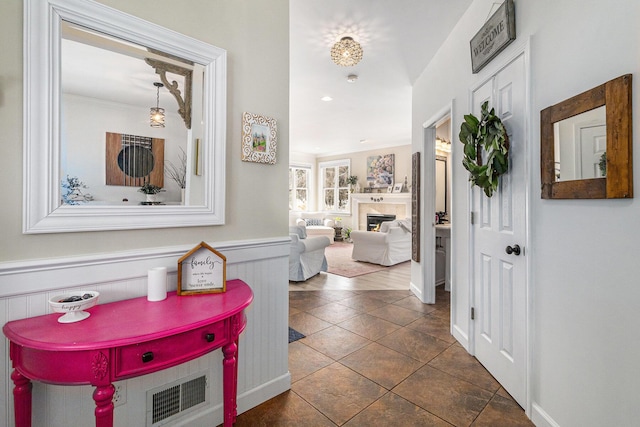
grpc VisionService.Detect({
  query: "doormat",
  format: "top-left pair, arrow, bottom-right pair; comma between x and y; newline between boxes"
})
288,327 -> 305,343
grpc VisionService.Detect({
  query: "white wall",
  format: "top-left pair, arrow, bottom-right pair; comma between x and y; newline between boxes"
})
412,0 -> 640,425
0,0 -> 290,262
63,94 -> 188,203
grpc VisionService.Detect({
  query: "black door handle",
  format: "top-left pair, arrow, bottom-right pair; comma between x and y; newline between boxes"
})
505,245 -> 521,256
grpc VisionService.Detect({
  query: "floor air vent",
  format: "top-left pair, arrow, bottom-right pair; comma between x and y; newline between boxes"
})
147,373 -> 209,426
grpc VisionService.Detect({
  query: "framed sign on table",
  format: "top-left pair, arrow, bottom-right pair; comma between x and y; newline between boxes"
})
177,241 -> 227,295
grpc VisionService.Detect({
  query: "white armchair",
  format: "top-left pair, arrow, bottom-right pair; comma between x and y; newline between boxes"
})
350,219 -> 411,266
289,226 -> 331,282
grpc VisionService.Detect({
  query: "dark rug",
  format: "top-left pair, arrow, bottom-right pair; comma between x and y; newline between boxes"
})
288,327 -> 305,343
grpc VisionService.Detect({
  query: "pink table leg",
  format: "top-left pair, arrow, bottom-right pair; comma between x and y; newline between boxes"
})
11,369 -> 32,427
93,384 -> 115,427
222,340 -> 239,427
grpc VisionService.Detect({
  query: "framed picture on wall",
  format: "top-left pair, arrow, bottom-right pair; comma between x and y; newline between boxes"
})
241,112 -> 277,164
366,154 -> 394,187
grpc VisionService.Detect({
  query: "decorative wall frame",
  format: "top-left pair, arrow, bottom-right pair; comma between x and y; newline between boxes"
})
241,112 -> 277,164
105,132 -> 164,187
177,241 -> 227,295
366,154 -> 395,187
412,152 -> 420,262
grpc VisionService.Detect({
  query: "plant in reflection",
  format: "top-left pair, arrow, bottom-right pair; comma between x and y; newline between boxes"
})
165,147 -> 187,189
61,175 -> 93,205
138,182 -> 164,195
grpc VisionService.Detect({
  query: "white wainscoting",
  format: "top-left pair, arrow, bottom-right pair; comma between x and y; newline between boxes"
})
0,237 -> 291,427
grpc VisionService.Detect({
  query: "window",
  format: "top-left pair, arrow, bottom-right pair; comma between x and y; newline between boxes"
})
289,165 -> 310,211
319,160 -> 350,213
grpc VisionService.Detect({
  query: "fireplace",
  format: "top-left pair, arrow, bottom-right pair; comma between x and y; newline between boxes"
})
367,213 -> 396,231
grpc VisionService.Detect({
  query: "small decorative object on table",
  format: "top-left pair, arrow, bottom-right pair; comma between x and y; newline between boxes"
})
49,291 -> 99,323
178,241 -> 227,295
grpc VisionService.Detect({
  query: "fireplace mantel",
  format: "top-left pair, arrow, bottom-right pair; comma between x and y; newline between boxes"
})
351,193 -> 411,231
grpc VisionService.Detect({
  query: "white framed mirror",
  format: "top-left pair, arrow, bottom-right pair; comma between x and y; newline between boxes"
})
24,0 -> 227,233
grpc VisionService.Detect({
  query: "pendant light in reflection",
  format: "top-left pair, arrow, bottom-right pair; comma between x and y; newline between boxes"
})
150,82 -> 165,128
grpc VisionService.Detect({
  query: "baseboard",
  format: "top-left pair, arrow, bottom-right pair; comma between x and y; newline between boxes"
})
409,281 -> 423,300
452,324 -> 470,352
237,372 -> 292,414
531,402 -> 561,427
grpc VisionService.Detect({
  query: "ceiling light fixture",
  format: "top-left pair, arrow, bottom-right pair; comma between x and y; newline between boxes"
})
330,36 -> 363,67
150,82 -> 165,128
347,74 -> 358,83
321,96 -> 333,102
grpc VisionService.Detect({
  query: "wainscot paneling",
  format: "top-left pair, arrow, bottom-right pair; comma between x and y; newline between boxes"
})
0,237 -> 291,427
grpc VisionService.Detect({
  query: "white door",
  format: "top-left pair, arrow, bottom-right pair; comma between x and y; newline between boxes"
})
470,52 -> 528,408
578,124 -> 606,178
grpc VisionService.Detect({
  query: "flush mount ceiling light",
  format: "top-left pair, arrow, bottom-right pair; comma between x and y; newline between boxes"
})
150,82 -> 165,128
347,74 -> 358,83
330,36 -> 363,67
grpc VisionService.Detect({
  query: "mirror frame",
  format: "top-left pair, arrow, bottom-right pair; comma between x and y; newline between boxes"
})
24,0 -> 227,233
540,74 -> 632,199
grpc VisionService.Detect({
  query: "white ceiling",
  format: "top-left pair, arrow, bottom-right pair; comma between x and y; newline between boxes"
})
62,1 -> 473,156
289,0 -> 472,157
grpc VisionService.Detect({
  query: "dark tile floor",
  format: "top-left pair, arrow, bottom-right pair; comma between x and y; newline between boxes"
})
234,286 -> 533,426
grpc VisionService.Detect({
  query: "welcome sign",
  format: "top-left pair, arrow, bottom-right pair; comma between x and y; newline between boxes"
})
470,0 -> 516,73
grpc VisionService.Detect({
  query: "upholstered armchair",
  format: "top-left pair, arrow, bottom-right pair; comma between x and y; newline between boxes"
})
289,226 -> 331,282
350,219 -> 411,266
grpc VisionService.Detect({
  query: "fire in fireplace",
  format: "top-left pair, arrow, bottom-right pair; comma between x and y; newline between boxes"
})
367,213 -> 396,231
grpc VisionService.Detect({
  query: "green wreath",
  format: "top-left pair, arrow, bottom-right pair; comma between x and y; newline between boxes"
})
459,101 -> 509,197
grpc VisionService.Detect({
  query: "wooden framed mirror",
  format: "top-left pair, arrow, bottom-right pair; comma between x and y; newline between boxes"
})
540,74 -> 632,199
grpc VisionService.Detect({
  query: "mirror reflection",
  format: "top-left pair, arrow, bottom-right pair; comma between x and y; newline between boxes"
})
435,156 -> 447,213
553,106 -> 606,182
60,21 -> 202,206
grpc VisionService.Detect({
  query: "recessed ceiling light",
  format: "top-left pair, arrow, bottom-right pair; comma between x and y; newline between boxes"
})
321,96 -> 333,102
360,139 -> 367,143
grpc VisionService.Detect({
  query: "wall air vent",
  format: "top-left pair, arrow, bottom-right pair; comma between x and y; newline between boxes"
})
146,372 -> 209,426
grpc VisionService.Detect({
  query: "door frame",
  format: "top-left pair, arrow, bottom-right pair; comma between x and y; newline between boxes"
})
420,103 -> 454,305
466,37 -> 533,415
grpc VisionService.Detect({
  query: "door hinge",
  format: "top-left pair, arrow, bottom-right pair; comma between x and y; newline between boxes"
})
470,211 -> 475,225
471,307 -> 475,320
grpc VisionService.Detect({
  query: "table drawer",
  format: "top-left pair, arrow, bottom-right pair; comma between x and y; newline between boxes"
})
114,322 -> 227,378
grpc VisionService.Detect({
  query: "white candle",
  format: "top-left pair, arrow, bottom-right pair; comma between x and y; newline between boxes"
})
147,267 -> 167,302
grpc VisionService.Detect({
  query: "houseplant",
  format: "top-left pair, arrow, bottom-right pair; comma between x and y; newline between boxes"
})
347,175 -> 359,193
138,182 -> 164,202
459,101 -> 509,197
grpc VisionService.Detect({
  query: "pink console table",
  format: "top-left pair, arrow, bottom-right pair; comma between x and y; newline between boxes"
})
3,279 -> 253,427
